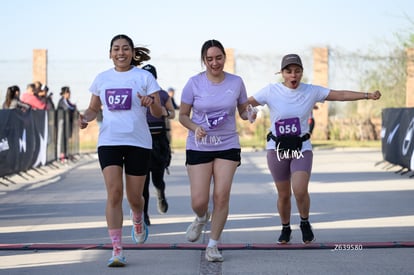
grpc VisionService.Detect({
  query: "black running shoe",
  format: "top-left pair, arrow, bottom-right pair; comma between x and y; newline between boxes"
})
300,221 -> 315,244
156,190 -> 169,214
277,227 -> 292,244
144,213 -> 151,226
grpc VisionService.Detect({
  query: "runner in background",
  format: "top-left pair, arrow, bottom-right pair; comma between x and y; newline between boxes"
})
141,64 -> 174,226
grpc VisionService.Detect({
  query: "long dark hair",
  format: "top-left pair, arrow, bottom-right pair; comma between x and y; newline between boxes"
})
3,85 -> 20,108
109,34 -> 151,66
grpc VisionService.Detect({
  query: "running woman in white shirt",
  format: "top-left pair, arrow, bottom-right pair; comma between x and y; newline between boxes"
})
248,54 -> 381,245
79,34 -> 163,267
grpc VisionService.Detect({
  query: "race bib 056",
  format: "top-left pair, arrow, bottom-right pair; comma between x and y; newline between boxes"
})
275,117 -> 301,136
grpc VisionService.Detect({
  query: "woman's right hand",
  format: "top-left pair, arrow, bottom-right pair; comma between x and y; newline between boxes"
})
194,126 -> 207,140
79,114 -> 88,129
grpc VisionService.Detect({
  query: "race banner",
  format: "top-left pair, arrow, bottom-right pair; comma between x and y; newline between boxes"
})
0,109 -> 79,178
382,108 -> 414,170
0,109 -> 38,176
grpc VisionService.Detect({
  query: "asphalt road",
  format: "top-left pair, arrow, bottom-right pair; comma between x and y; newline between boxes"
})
0,148 -> 413,275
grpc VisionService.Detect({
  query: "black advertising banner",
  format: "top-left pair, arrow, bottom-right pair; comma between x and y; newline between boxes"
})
31,110 -> 47,168
0,109 -> 79,178
15,108 -> 37,172
381,108 -> 403,165
0,109 -> 22,176
399,109 -> 414,170
0,109 -> 37,176
382,108 -> 414,170
46,109 -> 57,163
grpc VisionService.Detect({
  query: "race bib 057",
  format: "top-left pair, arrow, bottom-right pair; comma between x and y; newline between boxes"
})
105,88 -> 132,110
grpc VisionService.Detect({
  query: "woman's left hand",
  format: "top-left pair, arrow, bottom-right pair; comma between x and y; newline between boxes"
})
370,90 -> 381,100
79,114 -> 88,129
246,104 -> 258,123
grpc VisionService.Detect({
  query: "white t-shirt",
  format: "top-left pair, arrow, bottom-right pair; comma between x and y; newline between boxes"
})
89,66 -> 160,148
253,82 -> 330,151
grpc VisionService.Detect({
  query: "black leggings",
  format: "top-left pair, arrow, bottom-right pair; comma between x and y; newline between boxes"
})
143,132 -> 170,216
143,164 -> 166,215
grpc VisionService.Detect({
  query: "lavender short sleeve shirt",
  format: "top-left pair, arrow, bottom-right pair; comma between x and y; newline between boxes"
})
181,72 -> 248,151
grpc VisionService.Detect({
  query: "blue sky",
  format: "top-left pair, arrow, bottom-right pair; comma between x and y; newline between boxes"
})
1,0 -> 413,110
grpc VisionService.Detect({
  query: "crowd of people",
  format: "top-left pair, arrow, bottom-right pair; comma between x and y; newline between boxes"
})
2,81 -> 77,113
2,82 -> 80,163
3,34 -> 382,268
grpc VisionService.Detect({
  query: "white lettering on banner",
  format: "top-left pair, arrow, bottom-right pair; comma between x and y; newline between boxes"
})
387,124 -> 399,144
0,138 -> 9,152
402,117 -> 414,156
275,143 -> 304,161
402,117 -> 414,171
411,151 -> 414,170
19,129 -> 27,152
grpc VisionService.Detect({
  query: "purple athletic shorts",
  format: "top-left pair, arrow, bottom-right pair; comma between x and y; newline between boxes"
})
266,150 -> 313,182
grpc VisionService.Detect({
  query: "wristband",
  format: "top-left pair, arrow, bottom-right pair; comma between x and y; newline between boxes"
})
365,92 -> 368,100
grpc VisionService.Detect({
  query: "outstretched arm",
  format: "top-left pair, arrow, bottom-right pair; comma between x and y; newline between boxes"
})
326,90 -> 381,101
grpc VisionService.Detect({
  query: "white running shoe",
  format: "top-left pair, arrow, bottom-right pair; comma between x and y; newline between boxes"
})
130,210 -> 148,244
107,248 -> 126,267
205,245 -> 224,262
186,212 -> 210,242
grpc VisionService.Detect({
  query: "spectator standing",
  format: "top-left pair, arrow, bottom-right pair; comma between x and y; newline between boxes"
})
34,81 -> 42,95
2,85 -> 30,110
20,83 -> 46,110
167,87 -> 180,110
57,86 -> 77,111
38,84 -> 55,110
57,86 -> 78,161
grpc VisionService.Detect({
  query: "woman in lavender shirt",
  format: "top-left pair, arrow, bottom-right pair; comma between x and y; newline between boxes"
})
179,39 -> 252,262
